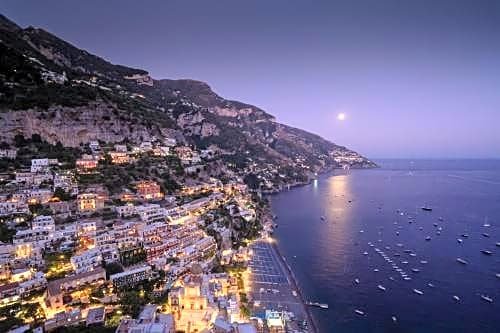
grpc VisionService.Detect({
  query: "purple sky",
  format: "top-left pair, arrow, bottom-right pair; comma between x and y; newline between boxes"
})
3,0 -> 500,158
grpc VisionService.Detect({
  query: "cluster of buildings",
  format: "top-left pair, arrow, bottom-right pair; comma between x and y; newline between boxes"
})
0,138 -> 270,332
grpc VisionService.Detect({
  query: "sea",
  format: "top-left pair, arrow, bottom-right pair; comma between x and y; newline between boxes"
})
270,159 -> 500,333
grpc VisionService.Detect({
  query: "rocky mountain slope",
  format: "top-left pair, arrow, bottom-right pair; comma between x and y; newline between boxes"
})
0,14 -> 375,177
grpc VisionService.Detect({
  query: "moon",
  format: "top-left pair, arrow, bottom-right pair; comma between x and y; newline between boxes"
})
337,113 -> 346,121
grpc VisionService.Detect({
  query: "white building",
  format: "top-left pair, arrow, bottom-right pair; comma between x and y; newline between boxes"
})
32,215 -> 55,233
70,248 -> 103,274
0,201 -> 29,216
136,204 -> 167,224
110,265 -> 152,287
13,229 -> 52,247
115,204 -> 137,217
31,158 -> 50,173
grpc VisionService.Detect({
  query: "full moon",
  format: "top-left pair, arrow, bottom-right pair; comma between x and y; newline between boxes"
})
337,113 -> 346,121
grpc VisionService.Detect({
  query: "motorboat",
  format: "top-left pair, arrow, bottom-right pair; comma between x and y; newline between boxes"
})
453,295 -> 460,302
480,295 -> 493,303
480,250 -> 493,256
457,238 -> 463,243
355,309 -> 365,316
413,289 -> 424,295
411,268 -> 420,273
378,285 -> 386,291
354,278 -> 360,284
456,258 -> 468,265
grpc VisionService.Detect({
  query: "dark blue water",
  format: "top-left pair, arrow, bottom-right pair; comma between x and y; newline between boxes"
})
271,159 -> 500,333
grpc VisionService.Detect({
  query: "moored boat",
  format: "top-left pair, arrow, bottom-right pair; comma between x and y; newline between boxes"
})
480,295 -> 493,303
413,289 -> 424,295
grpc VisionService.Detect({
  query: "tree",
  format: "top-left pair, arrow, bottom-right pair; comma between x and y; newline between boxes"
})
54,187 -> 72,201
105,262 -> 124,279
120,291 -> 144,318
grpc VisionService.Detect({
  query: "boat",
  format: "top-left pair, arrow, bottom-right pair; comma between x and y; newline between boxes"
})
496,242 -> 500,247
480,295 -> 493,303
389,276 -> 395,281
496,273 -> 500,279
420,260 -> 428,264
392,316 -> 397,322
402,261 -> 409,264
378,285 -> 386,291
461,234 -> 469,238
456,258 -> 468,265
438,217 -> 444,221
457,238 -> 463,243
374,269 -> 379,272
453,295 -> 460,302
411,268 -> 420,273
483,223 -> 491,227
363,251 -> 368,256
394,253 -> 401,257
292,291 -> 298,297
359,230 -> 364,233
421,206 -> 432,212
354,309 -> 365,316
354,278 -> 360,284
480,250 -> 493,256
413,289 -> 424,295
404,249 -> 412,253
404,277 -> 412,281
410,253 -> 417,257
425,236 -> 431,241
306,301 -> 329,309
482,233 -> 490,238
433,223 -> 438,227
428,283 -> 435,288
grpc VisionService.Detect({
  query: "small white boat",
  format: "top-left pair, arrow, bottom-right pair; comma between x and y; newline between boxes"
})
410,253 -> 417,257
453,295 -> 460,302
392,316 -> 397,322
404,277 -> 412,281
496,242 -> 500,247
412,268 -> 420,273
389,276 -> 395,281
462,234 -> 469,238
413,289 -> 424,295
420,260 -> 428,264
482,233 -> 490,238
428,283 -> 435,288
481,250 -> 493,256
425,236 -> 431,241
378,285 -> 386,291
359,230 -> 364,233
496,273 -> 500,279
457,258 -> 468,265
363,251 -> 369,255
354,278 -> 360,284
483,223 -> 491,227
402,261 -> 409,264
457,238 -> 463,243
355,309 -> 365,316
374,268 -> 379,272
480,295 -> 493,303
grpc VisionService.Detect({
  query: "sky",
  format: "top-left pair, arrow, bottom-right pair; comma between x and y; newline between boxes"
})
3,0 -> 500,158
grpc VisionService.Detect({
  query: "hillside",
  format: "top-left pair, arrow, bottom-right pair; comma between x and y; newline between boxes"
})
0,14 -> 376,183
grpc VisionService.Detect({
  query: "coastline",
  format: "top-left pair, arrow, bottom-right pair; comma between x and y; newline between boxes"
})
270,240 -> 319,333
259,207 -> 319,333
